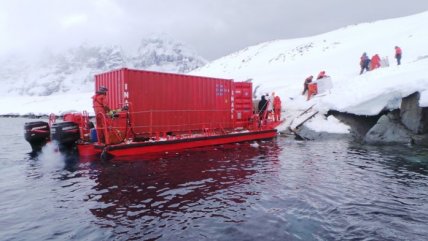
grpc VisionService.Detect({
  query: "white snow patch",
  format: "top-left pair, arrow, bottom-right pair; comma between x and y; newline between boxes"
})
420,90 -> 428,107
305,115 -> 350,134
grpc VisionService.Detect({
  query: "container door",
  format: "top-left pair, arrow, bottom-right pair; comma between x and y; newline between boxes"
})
232,82 -> 253,128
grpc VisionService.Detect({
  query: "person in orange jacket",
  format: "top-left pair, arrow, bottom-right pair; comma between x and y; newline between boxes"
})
272,92 -> 282,122
93,86 -> 110,115
92,86 -> 110,142
370,54 -> 381,70
395,46 -> 402,65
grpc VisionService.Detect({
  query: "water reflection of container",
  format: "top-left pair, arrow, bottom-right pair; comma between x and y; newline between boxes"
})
90,128 -> 98,143
88,141 -> 280,226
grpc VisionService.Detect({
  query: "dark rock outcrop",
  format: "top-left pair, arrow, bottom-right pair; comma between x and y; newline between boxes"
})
400,92 -> 428,134
321,92 -> 428,146
356,92 -> 428,146
328,110 -> 380,139
289,91 -> 428,146
412,134 -> 428,146
364,112 -> 412,144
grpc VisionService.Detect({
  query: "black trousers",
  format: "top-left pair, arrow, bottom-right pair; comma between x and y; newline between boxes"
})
360,64 -> 369,74
396,54 -> 401,65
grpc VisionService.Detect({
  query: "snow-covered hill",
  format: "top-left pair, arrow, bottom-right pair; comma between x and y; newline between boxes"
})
191,12 -> 428,108
192,11 -> 428,115
0,35 -> 206,96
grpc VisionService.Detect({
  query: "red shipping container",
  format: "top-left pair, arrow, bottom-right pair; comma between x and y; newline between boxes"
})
232,82 -> 253,127
95,68 -> 252,135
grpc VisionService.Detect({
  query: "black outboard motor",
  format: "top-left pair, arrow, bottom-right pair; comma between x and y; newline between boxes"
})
24,121 -> 50,152
50,122 -> 80,150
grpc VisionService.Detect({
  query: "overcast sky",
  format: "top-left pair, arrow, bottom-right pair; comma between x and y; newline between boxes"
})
1,0 -> 428,60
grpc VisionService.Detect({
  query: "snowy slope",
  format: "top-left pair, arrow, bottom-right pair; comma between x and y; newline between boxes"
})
188,11 -> 428,132
192,11 -> 428,113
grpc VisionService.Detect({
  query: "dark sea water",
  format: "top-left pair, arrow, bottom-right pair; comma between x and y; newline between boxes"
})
1,117 -> 427,241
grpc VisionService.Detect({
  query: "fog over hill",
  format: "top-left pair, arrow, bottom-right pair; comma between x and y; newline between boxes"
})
0,35 -> 207,96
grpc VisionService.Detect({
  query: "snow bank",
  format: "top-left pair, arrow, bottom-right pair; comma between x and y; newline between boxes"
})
305,115 -> 350,134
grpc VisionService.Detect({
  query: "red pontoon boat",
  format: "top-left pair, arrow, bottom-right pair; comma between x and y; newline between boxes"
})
24,68 -> 282,160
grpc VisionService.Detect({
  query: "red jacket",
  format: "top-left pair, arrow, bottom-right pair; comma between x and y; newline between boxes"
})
395,47 -> 402,56
370,54 -> 381,69
273,96 -> 281,109
92,93 -> 109,114
317,71 -> 327,80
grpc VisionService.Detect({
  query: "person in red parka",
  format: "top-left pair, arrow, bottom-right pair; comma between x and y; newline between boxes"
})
272,92 -> 282,122
395,46 -> 402,65
370,54 -> 381,70
93,86 -> 110,115
92,86 -> 110,142
316,70 -> 328,80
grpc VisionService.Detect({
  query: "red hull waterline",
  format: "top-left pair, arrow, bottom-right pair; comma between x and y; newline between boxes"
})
78,129 -> 277,159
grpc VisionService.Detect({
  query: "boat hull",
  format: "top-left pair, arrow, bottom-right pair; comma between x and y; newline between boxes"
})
94,129 -> 277,158
77,143 -> 102,157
